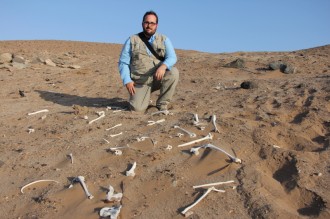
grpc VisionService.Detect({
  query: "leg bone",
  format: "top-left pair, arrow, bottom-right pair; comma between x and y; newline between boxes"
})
174,125 -> 196,138
178,133 -> 213,147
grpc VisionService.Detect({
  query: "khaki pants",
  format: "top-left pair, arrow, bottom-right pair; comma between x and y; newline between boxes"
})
129,67 -> 179,112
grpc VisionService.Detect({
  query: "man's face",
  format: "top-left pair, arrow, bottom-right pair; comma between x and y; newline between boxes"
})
142,14 -> 158,37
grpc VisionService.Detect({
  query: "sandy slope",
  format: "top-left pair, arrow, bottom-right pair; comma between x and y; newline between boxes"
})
0,40 -> 329,219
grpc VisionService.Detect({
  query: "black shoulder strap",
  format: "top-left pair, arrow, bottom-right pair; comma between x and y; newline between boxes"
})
138,32 -> 165,61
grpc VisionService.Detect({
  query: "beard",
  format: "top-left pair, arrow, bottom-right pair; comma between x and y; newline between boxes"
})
143,27 -> 156,38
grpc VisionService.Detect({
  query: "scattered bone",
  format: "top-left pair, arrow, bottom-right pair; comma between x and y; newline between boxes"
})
110,132 -> 123,138
75,176 -> 94,199
28,128 -> 35,134
166,145 -> 173,150
203,143 -> 242,163
126,162 -> 137,177
114,150 -> 122,156
105,185 -> 123,202
193,113 -> 206,130
103,138 -> 110,144
178,133 -> 213,147
211,115 -> 220,133
106,106 -> 127,111
27,109 -> 49,116
151,110 -> 173,116
136,136 -> 150,142
181,186 -> 223,216
99,206 -> 122,219
190,147 -> 202,156
192,180 -> 235,189
113,110 -> 122,113
147,119 -> 165,126
21,179 -> 59,194
68,153 -> 73,164
174,125 -> 196,138
106,123 -> 122,131
273,144 -> 281,148
151,138 -> 157,146
177,133 -> 184,138
83,115 -> 88,120
88,111 -> 105,124
41,115 -> 47,120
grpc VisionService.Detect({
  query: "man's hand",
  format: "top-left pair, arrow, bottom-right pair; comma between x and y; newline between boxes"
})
126,82 -> 135,95
154,64 -> 167,81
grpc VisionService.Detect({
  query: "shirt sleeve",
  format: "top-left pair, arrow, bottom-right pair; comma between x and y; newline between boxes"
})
163,37 -> 177,70
118,38 -> 133,85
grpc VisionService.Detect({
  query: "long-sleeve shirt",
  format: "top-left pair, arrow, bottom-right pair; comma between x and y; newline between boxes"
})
118,33 -> 177,85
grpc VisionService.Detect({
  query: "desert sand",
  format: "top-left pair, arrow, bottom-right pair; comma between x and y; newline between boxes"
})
0,40 -> 329,219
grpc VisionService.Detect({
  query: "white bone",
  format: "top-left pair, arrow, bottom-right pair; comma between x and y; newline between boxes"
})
21,179 -> 59,193
192,114 -> 206,130
273,144 -> 281,148
106,106 -> 126,111
126,162 -> 136,177
110,132 -> 123,138
147,119 -> 165,126
76,176 -> 94,199
177,133 -> 184,138
192,180 -> 235,189
103,138 -> 110,143
88,111 -> 105,124
68,153 -> 73,164
193,113 -> 199,124
114,150 -> 122,155
190,147 -> 202,156
106,185 -> 123,202
174,125 -> 196,138
28,128 -> 35,134
211,115 -> 220,133
151,138 -> 157,146
136,136 -> 150,142
41,115 -> 47,120
166,145 -> 173,150
151,110 -> 173,116
106,123 -> 122,131
181,186 -> 222,216
178,133 -> 213,147
203,144 -> 241,163
99,206 -> 122,219
28,109 -> 49,116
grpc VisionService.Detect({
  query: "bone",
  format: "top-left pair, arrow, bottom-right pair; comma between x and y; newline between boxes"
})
193,113 -> 199,124
76,176 -> 94,199
147,119 -> 165,126
190,146 -> 202,156
99,206 -> 122,219
88,111 -> 105,124
106,123 -> 122,131
176,133 -> 184,138
68,153 -> 73,164
181,186 -> 223,216
203,143 -> 241,163
27,109 -> 49,116
211,115 -> 220,133
192,114 -> 206,130
105,185 -> 123,202
110,132 -> 123,138
178,133 -> 213,147
151,110 -> 173,116
166,145 -> 173,150
192,180 -> 235,189
136,136 -> 150,142
21,179 -> 59,193
103,138 -> 110,144
28,128 -> 35,134
174,125 -> 196,138
126,162 -> 137,177
114,150 -> 122,155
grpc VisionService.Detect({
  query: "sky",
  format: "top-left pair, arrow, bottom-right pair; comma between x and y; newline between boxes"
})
1,0 -> 329,53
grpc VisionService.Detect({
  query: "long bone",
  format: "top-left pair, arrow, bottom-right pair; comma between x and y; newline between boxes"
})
178,133 -> 213,147
68,153 -> 73,164
147,119 -> 165,126
110,132 -> 123,138
21,179 -> 59,193
27,109 -> 49,116
203,143 -> 241,163
193,180 -> 235,189
174,125 -> 196,138
76,176 -> 94,199
193,114 -> 205,130
88,111 -> 105,124
211,115 -> 220,133
181,186 -> 224,216
106,123 -> 122,131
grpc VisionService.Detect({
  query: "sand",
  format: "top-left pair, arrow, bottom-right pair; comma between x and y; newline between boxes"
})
0,40 -> 329,219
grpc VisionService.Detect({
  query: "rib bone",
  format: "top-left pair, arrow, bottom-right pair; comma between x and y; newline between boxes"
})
211,115 -> 220,133
106,123 -> 122,131
88,111 -> 105,124
203,143 -> 241,163
174,125 -> 196,138
76,176 -> 94,199
193,180 -> 235,189
178,133 -> 213,147
126,162 -> 136,177
110,132 -> 123,138
21,179 -> 59,193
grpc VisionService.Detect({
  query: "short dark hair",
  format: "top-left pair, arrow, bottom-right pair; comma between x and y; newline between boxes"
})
142,11 -> 158,24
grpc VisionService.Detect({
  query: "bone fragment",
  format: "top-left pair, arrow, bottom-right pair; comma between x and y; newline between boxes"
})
193,113 -> 199,125
106,123 -> 122,131
68,153 -> 73,164
88,111 -> 105,124
177,133 -> 184,138
21,179 -> 59,193
166,145 -> 173,150
103,138 -> 110,144
28,128 -> 35,134
151,110 -> 173,116
136,136 -> 150,142
211,115 -> 220,133
181,186 -> 222,216
106,185 -> 123,202
193,114 -> 205,130
178,133 -> 213,147
147,119 -> 165,126
126,162 -> 136,177
114,150 -> 122,155
193,180 -> 235,189
99,206 -> 122,219
190,147 -> 202,155
203,144 -> 241,163
27,109 -> 49,116
76,176 -> 94,199
174,125 -> 196,138
41,115 -> 47,120
273,144 -> 281,148
110,132 -> 123,138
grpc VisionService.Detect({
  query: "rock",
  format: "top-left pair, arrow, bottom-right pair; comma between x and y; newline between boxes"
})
12,62 -> 27,69
12,55 -> 25,64
224,58 -> 245,68
68,65 -> 81,69
44,59 -> 56,67
269,61 -> 296,74
0,53 -> 13,63
240,81 -> 258,89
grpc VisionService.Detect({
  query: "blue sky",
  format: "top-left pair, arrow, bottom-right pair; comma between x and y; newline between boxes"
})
1,0 -> 329,53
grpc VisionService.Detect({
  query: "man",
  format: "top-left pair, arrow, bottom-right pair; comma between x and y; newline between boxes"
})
118,11 -> 179,112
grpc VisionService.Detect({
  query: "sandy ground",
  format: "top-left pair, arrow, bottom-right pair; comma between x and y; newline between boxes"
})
0,40 -> 329,219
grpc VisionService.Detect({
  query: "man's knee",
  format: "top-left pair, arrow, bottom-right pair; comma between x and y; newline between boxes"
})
165,67 -> 179,82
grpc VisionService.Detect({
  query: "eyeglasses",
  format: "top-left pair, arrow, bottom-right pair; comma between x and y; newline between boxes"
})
143,21 -> 157,26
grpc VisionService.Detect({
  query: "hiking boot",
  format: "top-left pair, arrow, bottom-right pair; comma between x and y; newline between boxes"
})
157,104 -> 168,111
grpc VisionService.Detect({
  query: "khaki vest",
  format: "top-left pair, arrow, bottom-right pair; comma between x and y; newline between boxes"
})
130,33 -> 166,85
